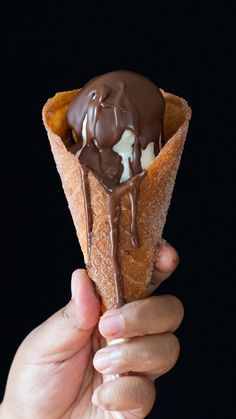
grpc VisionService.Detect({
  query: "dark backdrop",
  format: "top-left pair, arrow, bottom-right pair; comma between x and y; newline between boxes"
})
1,1 -> 235,418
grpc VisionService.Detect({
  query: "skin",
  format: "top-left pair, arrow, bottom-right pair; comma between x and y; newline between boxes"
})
0,242 -> 183,419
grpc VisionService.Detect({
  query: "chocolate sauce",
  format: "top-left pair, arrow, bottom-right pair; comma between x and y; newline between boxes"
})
79,165 -> 93,262
106,191 -> 124,306
66,71 -> 166,308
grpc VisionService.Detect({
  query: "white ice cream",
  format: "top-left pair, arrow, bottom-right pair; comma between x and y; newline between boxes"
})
112,130 -> 136,182
79,116 -> 158,182
140,141 -> 156,170
75,115 -> 88,158
113,129 -> 156,182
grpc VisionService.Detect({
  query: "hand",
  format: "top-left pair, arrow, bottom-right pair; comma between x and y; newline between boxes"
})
0,242 -> 183,419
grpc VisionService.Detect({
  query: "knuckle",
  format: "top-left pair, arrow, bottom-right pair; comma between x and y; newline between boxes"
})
139,298 -> 159,333
117,345 -> 130,368
165,334 -> 180,370
124,300 -> 149,335
169,295 -> 185,329
61,301 -> 74,327
175,298 -> 184,326
61,303 -> 71,322
103,377 -> 156,414
170,334 -> 181,361
138,379 -> 156,416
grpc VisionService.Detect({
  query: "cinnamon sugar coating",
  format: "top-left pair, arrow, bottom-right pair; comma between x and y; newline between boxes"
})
43,89 -> 191,309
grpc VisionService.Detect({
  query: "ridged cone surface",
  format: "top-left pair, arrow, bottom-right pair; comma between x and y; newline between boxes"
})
43,89 -> 191,310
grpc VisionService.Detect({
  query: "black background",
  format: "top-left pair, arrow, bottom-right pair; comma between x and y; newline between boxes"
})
1,1 -> 235,418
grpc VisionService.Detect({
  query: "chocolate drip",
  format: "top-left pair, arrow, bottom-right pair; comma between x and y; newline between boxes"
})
130,136 -> 142,176
128,175 -> 143,247
66,71 -> 166,308
106,192 -> 125,308
79,165 -> 93,262
105,173 -> 145,307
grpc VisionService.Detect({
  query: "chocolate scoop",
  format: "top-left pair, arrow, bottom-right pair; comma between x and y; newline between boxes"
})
65,70 -> 166,307
66,70 -> 165,190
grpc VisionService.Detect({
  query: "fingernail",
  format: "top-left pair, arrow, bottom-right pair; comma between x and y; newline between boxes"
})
99,313 -> 124,337
94,347 -> 122,372
111,411 -> 126,419
94,351 -> 111,371
92,389 -> 104,408
71,276 -> 77,300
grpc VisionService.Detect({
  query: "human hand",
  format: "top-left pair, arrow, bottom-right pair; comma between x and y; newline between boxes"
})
0,242 -> 183,419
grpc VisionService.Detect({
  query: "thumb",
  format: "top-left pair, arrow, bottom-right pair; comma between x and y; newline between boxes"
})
19,269 -> 100,363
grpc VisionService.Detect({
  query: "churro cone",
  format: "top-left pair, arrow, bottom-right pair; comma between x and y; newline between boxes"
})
43,89 -> 191,310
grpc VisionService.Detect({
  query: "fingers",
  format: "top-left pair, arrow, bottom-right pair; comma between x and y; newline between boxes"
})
94,333 -> 180,378
19,270 -> 100,363
92,376 -> 156,418
99,295 -> 184,340
150,241 -> 180,292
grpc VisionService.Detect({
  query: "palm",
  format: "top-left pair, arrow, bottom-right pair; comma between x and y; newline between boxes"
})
36,327 -> 117,419
41,327 -> 105,418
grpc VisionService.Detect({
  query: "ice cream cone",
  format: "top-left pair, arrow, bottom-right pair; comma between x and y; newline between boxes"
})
42,89 -> 191,310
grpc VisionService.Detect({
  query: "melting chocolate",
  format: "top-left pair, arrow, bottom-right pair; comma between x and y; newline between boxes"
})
79,165 -> 93,261
66,70 -> 166,308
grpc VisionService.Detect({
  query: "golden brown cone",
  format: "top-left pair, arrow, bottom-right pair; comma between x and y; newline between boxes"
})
42,89 -> 191,310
